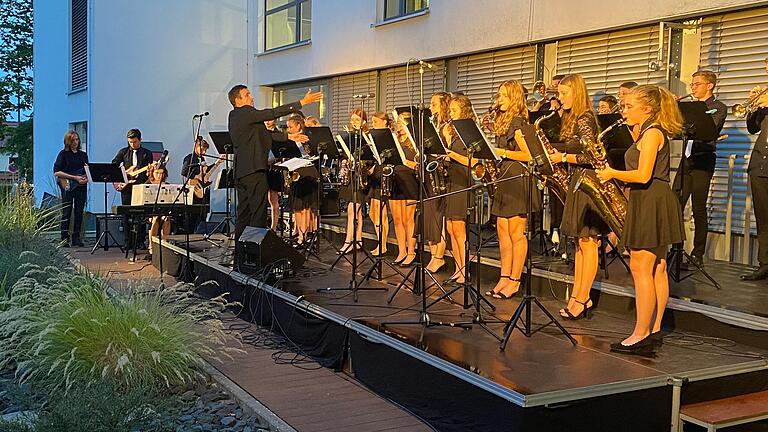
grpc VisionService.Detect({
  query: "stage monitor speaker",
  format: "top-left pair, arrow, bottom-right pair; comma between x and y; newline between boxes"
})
235,226 -> 305,273
321,188 -> 340,217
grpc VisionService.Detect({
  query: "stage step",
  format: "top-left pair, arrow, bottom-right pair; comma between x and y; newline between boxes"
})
679,390 -> 768,431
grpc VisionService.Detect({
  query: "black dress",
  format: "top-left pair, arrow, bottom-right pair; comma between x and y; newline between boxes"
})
445,138 -> 472,220
290,165 -> 319,211
338,131 -> 371,205
392,144 -> 419,201
367,163 -> 384,201
559,113 -> 611,238
622,121 -> 685,256
421,155 -> 446,243
491,116 -> 542,218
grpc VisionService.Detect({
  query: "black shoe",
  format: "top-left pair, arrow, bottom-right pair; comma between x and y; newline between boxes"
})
650,331 -> 664,348
60,240 -> 70,248
689,254 -> 704,268
741,266 -> 768,281
71,239 -> 85,247
610,334 -> 655,356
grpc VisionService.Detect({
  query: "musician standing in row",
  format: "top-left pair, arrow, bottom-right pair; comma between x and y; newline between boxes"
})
598,85 -> 685,354
673,70 -> 727,267
444,95 -> 477,285
287,114 -> 319,245
742,58 -> 768,281
113,128 -> 153,249
550,74 -> 606,320
390,112 -> 419,267
368,112 -> 391,257
227,85 -> 321,240
598,95 -> 618,114
337,109 -> 369,254
424,92 -> 451,273
53,130 -> 89,247
487,80 -> 541,299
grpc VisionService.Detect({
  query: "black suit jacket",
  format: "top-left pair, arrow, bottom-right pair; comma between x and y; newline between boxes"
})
228,102 -> 302,180
112,146 -> 153,187
684,96 -> 728,172
748,107 -> 768,177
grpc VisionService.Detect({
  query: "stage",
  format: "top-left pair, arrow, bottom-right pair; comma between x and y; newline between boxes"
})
153,221 -> 768,431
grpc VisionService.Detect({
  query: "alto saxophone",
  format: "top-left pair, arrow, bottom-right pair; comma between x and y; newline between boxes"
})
426,157 -> 449,194
471,160 -> 499,197
339,159 -> 351,186
533,111 -> 570,203
574,118 -> 628,236
381,165 -> 395,197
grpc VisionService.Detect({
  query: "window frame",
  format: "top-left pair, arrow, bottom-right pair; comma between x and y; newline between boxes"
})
263,0 -> 311,53
382,0 -> 429,22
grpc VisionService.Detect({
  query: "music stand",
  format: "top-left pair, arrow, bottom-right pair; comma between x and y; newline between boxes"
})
207,131 -> 235,239
303,126 -> 339,258
88,163 -> 126,254
668,101 -> 721,289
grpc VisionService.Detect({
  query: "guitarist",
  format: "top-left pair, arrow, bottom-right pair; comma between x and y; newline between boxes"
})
112,128 -> 153,249
53,130 -> 89,247
181,137 -> 222,232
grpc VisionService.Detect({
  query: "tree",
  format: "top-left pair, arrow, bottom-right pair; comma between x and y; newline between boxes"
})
0,0 -> 33,123
4,118 -> 32,179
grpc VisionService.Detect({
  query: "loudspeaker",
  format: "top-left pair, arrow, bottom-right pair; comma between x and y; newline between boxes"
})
321,187 -> 340,217
235,227 -> 305,273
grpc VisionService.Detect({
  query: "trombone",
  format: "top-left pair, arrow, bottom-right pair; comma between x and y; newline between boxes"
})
732,86 -> 768,118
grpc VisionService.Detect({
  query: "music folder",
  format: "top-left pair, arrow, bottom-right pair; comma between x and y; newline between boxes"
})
336,131 -> 374,161
87,162 -> 126,183
677,101 -> 719,142
208,131 -> 234,155
597,113 -> 633,170
451,118 -> 500,161
367,129 -> 405,166
271,139 -> 302,159
305,126 -> 338,158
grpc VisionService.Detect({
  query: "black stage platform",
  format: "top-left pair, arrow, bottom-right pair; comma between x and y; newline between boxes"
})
154,228 -> 768,432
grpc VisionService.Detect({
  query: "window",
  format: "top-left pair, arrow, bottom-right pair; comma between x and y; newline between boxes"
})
69,122 -> 88,154
70,0 -> 87,92
383,0 -> 428,21
264,0 -> 311,51
272,82 -> 329,125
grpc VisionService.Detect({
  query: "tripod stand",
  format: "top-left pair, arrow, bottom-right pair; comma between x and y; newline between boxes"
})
500,158 -> 577,350
90,166 -> 125,254
667,102 -> 721,289
206,131 -> 235,242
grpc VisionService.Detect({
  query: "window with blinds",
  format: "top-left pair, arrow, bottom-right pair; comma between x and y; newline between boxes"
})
556,25 -> 666,106
698,6 -> 768,235
70,0 -> 87,92
329,71 -> 378,133
382,61 -> 445,112
455,46 -> 537,109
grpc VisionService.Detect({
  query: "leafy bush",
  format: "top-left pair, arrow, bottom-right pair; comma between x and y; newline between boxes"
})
0,266 -> 241,394
0,186 -> 58,239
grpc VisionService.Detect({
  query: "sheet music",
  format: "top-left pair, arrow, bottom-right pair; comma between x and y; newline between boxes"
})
336,134 -> 353,160
277,157 -> 314,172
119,162 -> 128,182
364,133 -> 382,164
84,164 -> 93,183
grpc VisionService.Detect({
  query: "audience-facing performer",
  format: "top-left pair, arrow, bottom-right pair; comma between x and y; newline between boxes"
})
390,111 -> 419,267
742,58 -> 768,281
181,137 -> 224,233
227,85 -> 321,240
486,80 -> 541,299
113,128 -> 153,249
146,164 -> 171,257
286,114 -> 318,245
338,109 -> 369,254
424,92 -> 451,273
443,95 -> 477,284
597,85 -> 685,354
265,119 -> 287,232
550,74 -> 606,320
368,112 -> 391,256
672,70 -> 727,267
53,130 -> 89,247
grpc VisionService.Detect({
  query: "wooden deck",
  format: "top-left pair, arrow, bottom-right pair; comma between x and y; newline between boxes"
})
71,245 -> 430,432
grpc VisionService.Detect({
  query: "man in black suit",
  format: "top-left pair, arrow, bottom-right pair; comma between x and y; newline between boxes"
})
227,85 -> 321,240
112,128 -> 154,249
672,70 -> 728,267
742,59 -> 768,280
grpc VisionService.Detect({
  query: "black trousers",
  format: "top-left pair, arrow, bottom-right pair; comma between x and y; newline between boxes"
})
121,190 -> 146,247
673,160 -> 714,258
60,186 -> 87,241
750,174 -> 768,266
235,172 -> 268,241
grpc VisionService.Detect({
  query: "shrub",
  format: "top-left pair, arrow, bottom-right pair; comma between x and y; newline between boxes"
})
0,267 -> 241,394
0,186 -> 58,239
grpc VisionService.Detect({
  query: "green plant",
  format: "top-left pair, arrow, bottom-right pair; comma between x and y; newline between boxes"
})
0,239 -> 69,299
0,186 -> 58,239
0,420 -> 34,432
0,267 -> 241,394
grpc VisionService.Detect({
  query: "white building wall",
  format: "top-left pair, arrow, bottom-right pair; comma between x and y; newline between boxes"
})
250,0 -> 767,86
34,0 -> 248,213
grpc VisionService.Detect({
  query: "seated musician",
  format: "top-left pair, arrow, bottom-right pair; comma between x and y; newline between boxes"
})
146,164 -> 171,257
112,128 -> 153,249
182,137 -> 224,232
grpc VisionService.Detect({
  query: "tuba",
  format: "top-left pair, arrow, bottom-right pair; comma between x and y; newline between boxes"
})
574,118 -> 628,235
531,111 -> 570,203
381,164 -> 395,197
426,157 -> 449,194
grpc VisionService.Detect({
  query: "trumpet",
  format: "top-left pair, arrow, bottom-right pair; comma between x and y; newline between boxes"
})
732,87 -> 768,118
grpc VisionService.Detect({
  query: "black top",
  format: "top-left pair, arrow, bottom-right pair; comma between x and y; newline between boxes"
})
624,120 -> 671,183
53,149 -> 89,175
747,107 -> 768,177
112,146 -> 153,185
228,102 -> 302,179
496,116 -> 527,150
554,112 -> 598,167
182,153 -> 204,179
684,96 -> 727,171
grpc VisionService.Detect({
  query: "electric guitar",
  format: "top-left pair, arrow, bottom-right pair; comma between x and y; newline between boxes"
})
188,156 -> 225,199
113,151 -> 170,191
58,167 -> 87,192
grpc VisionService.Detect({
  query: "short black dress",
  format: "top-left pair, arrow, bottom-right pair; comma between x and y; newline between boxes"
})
559,113 -> 611,238
290,165 -> 319,211
367,163 -> 384,201
392,145 -> 419,201
491,116 -> 542,218
622,121 -> 685,257
421,157 -> 446,243
445,138 -> 472,220
338,131 -> 371,205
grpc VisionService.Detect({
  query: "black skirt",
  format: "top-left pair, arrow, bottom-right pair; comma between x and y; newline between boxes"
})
445,160 -> 472,220
622,179 -> 685,255
267,168 -> 284,192
421,180 -> 445,244
491,160 -> 541,218
392,166 -> 419,201
560,168 -> 610,238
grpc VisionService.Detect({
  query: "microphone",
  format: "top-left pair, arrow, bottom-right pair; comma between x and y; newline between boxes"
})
193,112 -> 210,119
419,60 -> 434,69
353,93 -> 375,99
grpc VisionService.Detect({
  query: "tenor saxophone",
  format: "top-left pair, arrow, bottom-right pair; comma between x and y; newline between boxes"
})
574,118 -> 628,235
381,164 -> 395,197
533,111 -> 570,203
426,157 -> 449,194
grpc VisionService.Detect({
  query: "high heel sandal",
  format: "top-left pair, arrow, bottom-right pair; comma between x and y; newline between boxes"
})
427,258 -> 445,273
492,277 -> 520,299
486,274 -> 509,296
338,242 -> 353,255
399,254 -> 417,267
610,334 -> 655,356
560,297 -> 593,320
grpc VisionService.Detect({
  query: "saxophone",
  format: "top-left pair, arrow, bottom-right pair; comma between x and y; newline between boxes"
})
426,157 -> 449,194
381,165 -> 395,197
533,111 -> 570,203
471,160 -> 499,197
574,118 -> 628,236
356,161 -> 369,190
339,159 -> 351,186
